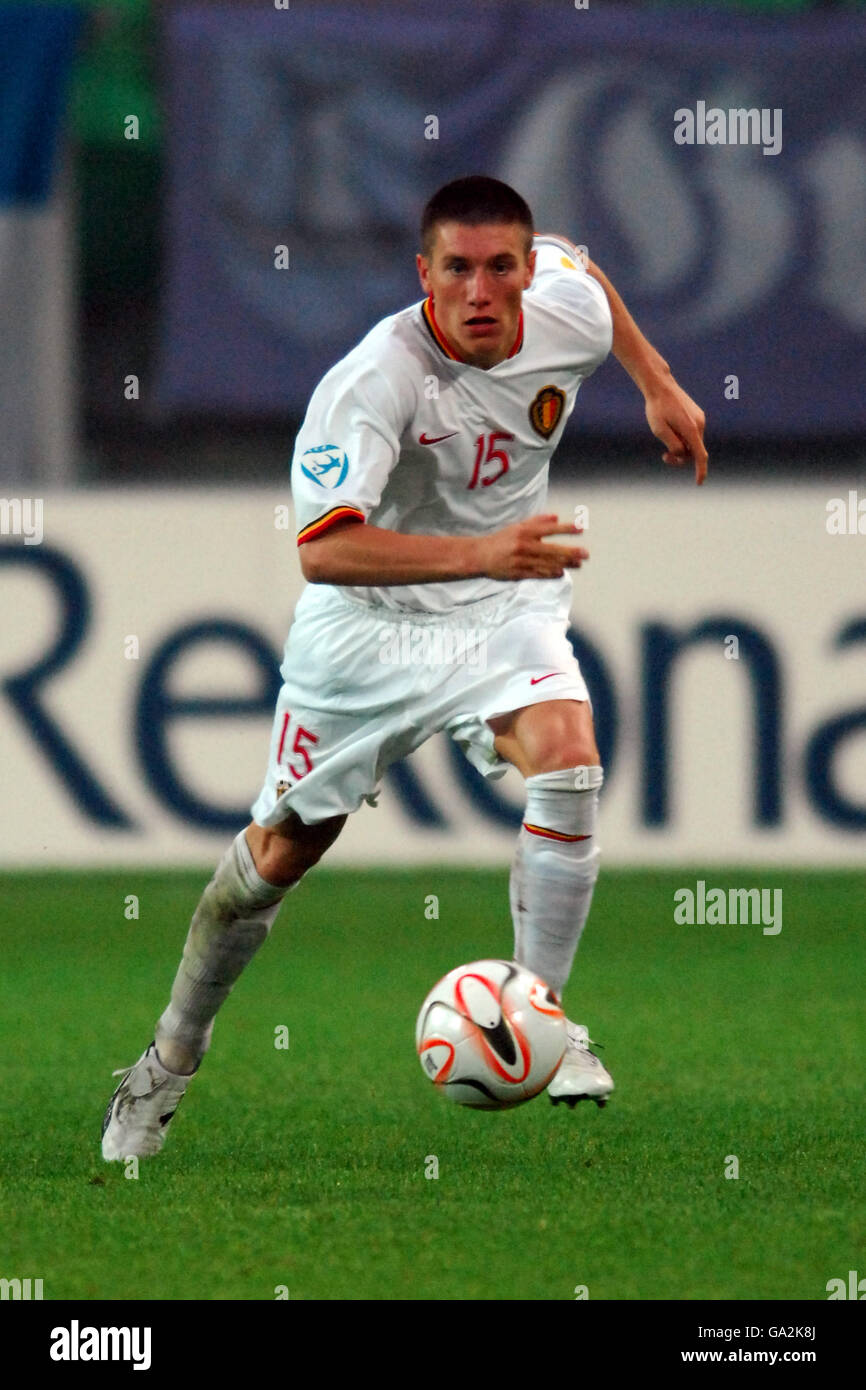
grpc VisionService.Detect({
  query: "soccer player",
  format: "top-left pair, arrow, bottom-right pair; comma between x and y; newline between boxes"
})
102,176 -> 707,1158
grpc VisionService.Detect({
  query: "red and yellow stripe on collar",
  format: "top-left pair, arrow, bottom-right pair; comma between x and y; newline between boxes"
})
523,822 -> 591,843
297,504 -> 365,546
421,297 -> 524,363
507,311 -> 524,358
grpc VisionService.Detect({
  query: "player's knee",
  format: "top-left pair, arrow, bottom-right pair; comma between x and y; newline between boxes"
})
527,742 -> 600,774
521,716 -> 599,773
246,815 -> 344,887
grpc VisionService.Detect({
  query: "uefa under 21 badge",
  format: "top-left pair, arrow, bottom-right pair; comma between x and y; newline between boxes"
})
300,444 -> 349,488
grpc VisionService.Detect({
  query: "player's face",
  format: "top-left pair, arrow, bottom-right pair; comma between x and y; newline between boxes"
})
416,222 -> 536,368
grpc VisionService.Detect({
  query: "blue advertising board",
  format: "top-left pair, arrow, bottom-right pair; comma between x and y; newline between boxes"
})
156,3 -> 866,436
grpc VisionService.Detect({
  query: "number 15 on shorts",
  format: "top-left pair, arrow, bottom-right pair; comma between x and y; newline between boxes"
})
276,710 -> 319,784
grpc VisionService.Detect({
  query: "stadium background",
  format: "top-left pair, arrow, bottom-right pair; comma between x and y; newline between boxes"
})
1,0 -> 864,1311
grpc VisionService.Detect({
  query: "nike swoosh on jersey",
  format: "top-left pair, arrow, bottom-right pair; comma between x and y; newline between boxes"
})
530,672 -> 565,685
419,431 -> 459,445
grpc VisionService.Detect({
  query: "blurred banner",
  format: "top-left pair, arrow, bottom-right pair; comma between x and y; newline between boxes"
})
0,5 -> 81,486
1,484 -> 863,867
156,3 -> 866,436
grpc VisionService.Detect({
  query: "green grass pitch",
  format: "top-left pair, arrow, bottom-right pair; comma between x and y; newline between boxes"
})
0,866 -> 862,1301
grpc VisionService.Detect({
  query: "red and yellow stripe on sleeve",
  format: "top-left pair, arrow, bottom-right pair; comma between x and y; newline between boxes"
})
297,504 -> 365,546
523,822 -> 591,843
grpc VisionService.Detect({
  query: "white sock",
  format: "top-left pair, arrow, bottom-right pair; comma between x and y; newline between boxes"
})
510,766 -> 603,997
155,831 -> 291,1074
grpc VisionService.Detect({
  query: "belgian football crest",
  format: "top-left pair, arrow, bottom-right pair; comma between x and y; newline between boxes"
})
529,386 -> 566,439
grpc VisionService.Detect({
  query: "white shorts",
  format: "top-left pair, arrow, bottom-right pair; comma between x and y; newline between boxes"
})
250,580 -> 590,827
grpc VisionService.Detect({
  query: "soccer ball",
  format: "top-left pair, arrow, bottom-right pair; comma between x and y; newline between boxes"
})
415,959 -> 567,1109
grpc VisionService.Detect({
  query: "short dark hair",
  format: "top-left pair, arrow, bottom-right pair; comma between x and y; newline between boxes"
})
420,175 -> 534,259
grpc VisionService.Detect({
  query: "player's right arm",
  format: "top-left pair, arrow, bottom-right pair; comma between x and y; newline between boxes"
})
299,514 -> 588,585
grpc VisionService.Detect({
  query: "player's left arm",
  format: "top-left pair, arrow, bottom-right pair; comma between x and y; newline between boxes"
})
583,257 -> 708,485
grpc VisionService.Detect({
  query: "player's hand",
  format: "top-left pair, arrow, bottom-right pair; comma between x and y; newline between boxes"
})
644,373 -> 708,485
478,515 -> 588,581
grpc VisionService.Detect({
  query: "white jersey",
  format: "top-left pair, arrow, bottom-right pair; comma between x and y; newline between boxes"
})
291,236 -> 613,614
